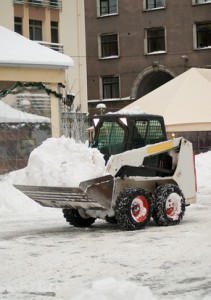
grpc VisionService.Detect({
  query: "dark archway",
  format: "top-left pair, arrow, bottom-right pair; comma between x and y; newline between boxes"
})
131,65 -> 177,100
137,71 -> 173,98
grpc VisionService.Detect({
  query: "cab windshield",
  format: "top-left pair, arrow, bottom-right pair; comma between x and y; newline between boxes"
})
96,120 -> 125,161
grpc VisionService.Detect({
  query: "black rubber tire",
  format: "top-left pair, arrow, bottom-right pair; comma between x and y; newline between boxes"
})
63,209 -> 96,227
114,187 -> 152,230
152,184 -> 186,226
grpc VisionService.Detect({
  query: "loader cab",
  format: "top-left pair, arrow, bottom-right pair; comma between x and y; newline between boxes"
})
92,113 -> 167,163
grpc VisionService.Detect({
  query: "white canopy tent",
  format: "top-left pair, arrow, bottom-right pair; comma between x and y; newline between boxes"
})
0,101 -> 50,124
125,68 -> 211,132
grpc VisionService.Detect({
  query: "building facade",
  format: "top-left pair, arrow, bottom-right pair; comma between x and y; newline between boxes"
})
0,0 -> 88,114
85,0 -> 211,116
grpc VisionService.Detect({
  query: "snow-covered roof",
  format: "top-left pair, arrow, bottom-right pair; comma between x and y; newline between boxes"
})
0,26 -> 73,69
0,101 -> 50,124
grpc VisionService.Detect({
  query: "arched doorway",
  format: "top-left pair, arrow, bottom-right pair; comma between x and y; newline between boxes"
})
131,65 -> 177,99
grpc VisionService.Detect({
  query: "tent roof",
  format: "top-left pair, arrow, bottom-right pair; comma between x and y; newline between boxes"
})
0,101 -> 50,124
0,26 -> 73,69
125,68 -> 211,131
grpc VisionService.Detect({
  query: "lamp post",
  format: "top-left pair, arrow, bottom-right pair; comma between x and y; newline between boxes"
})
96,103 -> 106,115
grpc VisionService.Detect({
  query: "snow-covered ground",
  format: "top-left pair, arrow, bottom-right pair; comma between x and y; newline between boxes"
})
0,137 -> 211,300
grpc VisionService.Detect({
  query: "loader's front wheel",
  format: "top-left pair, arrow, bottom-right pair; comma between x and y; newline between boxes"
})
152,184 -> 186,226
63,209 -> 96,227
115,187 -> 151,230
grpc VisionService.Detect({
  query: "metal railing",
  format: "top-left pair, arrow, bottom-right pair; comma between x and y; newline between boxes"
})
13,0 -> 62,11
36,41 -> 64,53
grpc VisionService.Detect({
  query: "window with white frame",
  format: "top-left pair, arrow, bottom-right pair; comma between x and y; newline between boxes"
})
146,27 -> 166,54
145,0 -> 165,10
100,33 -> 119,58
102,76 -> 120,99
99,0 -> 118,16
195,23 -> 211,48
194,0 -> 211,4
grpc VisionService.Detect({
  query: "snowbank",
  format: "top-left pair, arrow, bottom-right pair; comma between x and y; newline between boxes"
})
195,150 -> 211,189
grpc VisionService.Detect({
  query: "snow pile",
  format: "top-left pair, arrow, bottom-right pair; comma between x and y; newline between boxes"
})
72,278 -> 157,300
10,136 -> 106,187
195,150 -> 211,189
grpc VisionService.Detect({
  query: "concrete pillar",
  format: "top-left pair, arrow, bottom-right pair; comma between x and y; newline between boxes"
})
44,4 -> 51,42
22,1 -> 29,38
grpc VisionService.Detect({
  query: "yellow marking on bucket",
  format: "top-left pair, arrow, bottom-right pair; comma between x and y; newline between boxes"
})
147,140 -> 174,155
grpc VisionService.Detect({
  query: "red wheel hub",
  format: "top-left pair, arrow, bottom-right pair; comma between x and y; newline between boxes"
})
131,195 -> 149,222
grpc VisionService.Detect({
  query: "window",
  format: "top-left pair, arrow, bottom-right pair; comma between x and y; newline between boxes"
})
145,0 -> 165,9
96,120 -> 125,160
29,20 -> 42,41
102,76 -> 120,99
50,0 -> 58,6
50,0 -> 61,9
51,21 -> 59,43
146,27 -> 165,54
100,34 -> 119,58
196,23 -> 211,48
28,0 -> 43,4
99,0 -> 118,16
14,17 -> 22,35
194,0 -> 211,4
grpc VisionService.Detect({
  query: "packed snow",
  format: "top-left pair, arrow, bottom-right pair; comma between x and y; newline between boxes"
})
9,137 -> 106,187
0,137 -> 211,300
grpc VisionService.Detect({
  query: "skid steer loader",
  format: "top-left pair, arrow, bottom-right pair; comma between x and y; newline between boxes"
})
14,113 -> 197,230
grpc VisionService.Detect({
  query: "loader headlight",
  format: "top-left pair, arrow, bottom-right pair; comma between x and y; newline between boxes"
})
119,118 -> 127,126
93,118 -> 100,127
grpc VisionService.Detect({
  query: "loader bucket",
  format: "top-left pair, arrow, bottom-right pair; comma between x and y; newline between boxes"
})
14,175 -> 114,210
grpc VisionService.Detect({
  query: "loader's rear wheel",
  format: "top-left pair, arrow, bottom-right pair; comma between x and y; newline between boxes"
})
152,184 -> 186,226
114,187 -> 151,230
63,209 -> 96,227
